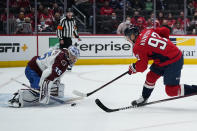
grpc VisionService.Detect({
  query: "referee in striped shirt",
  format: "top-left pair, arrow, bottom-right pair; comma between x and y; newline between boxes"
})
57,8 -> 81,49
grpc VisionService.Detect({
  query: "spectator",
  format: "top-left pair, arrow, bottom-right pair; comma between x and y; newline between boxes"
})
117,16 -> 132,34
20,7 -> 26,13
162,19 -> 172,33
9,0 -> 19,13
177,11 -> 190,28
149,12 -> 160,28
50,2 -> 61,15
100,1 -> 114,15
37,17 -> 52,32
150,12 -> 154,20
158,11 -> 164,25
190,11 -> 197,34
17,0 -> 30,8
146,18 -> 153,29
172,22 -> 185,35
166,12 -> 176,28
110,12 -> 119,34
15,12 -> 25,34
109,0 -> 121,10
21,17 -> 32,34
131,0 -> 145,11
52,12 -> 61,31
187,1 -> 195,16
38,4 -> 44,18
131,11 -> 146,27
136,17 -> 147,32
193,0 -> 197,8
156,0 -> 167,10
131,11 -> 140,25
26,7 -> 35,31
119,0 -> 131,10
1,8 -> 14,22
145,0 -> 153,14
39,7 -> 53,26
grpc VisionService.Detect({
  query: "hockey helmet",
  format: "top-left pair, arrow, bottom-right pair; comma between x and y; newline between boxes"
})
124,26 -> 140,38
124,26 -> 140,42
68,45 -> 80,58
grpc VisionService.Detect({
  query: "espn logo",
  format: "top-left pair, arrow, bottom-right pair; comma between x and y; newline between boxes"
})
0,43 -> 20,53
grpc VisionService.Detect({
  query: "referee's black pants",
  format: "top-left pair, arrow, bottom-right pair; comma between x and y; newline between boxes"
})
59,37 -> 72,49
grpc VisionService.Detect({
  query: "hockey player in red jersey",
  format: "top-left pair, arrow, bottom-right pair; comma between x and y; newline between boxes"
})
124,26 -> 197,107
8,45 -> 80,107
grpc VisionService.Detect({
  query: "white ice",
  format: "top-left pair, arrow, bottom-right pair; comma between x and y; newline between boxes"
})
0,65 -> 197,131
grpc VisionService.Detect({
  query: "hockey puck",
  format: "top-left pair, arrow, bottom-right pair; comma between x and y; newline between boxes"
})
71,103 -> 77,106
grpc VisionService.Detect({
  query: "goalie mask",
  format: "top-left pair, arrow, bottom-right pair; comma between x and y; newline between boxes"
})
67,45 -> 80,65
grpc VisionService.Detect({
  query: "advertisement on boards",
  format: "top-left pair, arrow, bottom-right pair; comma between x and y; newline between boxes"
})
0,36 -> 37,61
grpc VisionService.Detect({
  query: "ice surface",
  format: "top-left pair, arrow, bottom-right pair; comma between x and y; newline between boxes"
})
0,65 -> 197,131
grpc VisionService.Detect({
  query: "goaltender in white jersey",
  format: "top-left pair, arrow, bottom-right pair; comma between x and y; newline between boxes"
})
9,45 -> 80,107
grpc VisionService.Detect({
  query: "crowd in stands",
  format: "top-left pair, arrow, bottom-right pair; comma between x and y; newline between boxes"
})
0,0 -> 72,34
0,0 -> 197,35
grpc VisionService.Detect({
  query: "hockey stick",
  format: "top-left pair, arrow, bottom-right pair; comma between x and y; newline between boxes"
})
95,93 -> 197,113
11,78 -> 83,104
73,71 -> 129,97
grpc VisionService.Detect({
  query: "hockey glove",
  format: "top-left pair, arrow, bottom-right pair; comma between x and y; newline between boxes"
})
128,63 -> 137,75
131,96 -> 148,108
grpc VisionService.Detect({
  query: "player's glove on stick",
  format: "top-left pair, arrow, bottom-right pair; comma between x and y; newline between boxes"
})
131,96 -> 148,107
128,63 -> 137,75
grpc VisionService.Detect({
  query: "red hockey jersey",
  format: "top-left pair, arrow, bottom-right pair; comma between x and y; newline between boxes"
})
133,27 -> 182,72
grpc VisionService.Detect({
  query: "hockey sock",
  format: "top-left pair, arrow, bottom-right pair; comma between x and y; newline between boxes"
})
142,86 -> 154,100
142,81 -> 155,100
184,84 -> 197,95
142,71 -> 160,99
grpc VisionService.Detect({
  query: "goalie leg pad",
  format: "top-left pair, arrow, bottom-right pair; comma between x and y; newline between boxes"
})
8,89 -> 39,107
39,79 -> 53,104
51,83 -> 65,98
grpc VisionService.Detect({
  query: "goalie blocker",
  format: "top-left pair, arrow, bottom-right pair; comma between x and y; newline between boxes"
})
9,46 -> 80,107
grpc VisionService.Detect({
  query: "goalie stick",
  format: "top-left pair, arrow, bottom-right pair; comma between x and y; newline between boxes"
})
11,78 -> 83,104
95,93 -> 197,113
73,71 -> 129,97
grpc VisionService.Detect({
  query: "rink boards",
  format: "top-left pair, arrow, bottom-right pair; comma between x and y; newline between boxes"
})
0,35 -> 197,67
